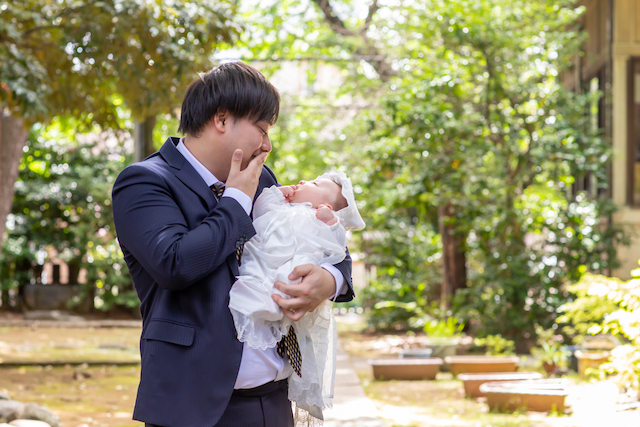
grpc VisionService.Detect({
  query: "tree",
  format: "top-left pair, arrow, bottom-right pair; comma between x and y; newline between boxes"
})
1,120 -> 134,311
237,0 -> 468,307
0,0 -> 239,245
238,0 -> 627,339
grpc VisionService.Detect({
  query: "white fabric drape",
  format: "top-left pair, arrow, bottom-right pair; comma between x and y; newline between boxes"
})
229,185 -> 346,420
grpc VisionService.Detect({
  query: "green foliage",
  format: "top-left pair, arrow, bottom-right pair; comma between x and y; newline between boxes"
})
1,0 -> 238,125
266,92 -> 346,184
367,295 -> 464,341
0,121 -> 136,311
473,334 -> 516,356
358,223 -> 443,330
557,274 -> 621,340
354,0 -> 625,340
602,345 -> 640,392
245,0 -> 628,340
530,324 -> 567,366
226,0 -> 630,341
367,298 -> 427,331
422,316 -> 465,339
560,269 -> 640,390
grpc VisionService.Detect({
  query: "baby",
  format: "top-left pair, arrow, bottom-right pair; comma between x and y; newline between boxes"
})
278,178 -> 347,225
228,171 -> 365,422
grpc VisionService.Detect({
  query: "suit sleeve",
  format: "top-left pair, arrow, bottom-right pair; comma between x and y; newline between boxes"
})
332,250 -> 354,303
112,163 -> 255,291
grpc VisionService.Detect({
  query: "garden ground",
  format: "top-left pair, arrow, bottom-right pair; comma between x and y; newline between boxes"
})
0,315 -> 639,426
336,315 -> 640,427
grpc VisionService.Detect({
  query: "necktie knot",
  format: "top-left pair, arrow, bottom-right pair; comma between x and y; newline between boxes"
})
210,183 -> 225,199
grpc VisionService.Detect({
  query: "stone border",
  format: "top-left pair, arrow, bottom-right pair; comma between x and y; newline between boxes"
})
0,360 -> 140,367
0,320 -> 141,328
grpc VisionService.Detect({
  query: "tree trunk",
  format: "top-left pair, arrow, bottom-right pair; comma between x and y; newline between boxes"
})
0,111 -> 29,246
438,203 -> 467,309
133,115 -> 157,162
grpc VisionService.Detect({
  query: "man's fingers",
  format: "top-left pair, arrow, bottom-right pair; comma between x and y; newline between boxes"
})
288,264 -> 313,281
247,151 -> 268,174
272,292 -> 294,309
272,293 -> 306,320
274,281 -> 302,298
228,149 -> 243,177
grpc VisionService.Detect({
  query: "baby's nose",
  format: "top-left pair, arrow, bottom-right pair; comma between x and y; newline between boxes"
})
298,180 -> 306,185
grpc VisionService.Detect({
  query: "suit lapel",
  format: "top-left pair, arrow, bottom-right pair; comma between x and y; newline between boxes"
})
160,138 -> 242,276
160,137 -> 216,211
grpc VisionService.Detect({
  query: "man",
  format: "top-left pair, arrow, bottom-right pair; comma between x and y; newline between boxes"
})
111,61 -> 354,427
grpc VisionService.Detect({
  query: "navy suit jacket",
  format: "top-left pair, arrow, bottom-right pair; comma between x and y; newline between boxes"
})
112,137 -> 354,427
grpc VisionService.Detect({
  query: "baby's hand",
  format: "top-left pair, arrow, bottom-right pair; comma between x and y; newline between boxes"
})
316,204 -> 337,225
278,185 -> 295,200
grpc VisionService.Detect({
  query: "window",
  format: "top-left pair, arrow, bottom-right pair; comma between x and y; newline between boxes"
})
628,58 -> 640,206
573,72 -> 606,199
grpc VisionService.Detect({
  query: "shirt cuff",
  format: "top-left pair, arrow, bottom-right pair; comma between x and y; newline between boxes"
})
223,188 -> 252,216
321,264 -> 346,302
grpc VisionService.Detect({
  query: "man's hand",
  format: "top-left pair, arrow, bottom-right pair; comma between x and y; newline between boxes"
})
272,264 -> 336,321
316,204 -> 337,225
225,149 -> 268,199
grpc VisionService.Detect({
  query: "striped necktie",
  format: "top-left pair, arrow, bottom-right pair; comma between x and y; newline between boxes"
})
277,326 -> 302,377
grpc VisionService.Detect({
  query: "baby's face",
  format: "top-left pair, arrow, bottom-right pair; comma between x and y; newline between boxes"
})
281,179 -> 341,209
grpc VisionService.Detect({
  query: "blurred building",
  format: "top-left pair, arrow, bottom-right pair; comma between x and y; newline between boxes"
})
567,0 -> 640,278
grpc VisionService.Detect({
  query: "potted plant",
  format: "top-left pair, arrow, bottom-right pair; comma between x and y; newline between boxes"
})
421,316 -> 465,359
530,325 -> 567,376
532,342 -> 567,375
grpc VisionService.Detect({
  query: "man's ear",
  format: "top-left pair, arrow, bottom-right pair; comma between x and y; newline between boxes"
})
213,111 -> 228,132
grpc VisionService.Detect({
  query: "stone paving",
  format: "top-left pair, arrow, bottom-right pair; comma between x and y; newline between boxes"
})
323,340 -> 387,427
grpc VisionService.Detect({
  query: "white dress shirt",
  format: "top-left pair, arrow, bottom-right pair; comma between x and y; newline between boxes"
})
176,138 -> 346,388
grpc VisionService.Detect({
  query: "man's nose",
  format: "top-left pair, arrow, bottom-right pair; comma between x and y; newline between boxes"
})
262,135 -> 272,152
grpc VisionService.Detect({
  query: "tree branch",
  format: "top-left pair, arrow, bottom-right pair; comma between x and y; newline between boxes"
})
360,0 -> 379,36
312,0 -> 356,37
311,0 -> 396,81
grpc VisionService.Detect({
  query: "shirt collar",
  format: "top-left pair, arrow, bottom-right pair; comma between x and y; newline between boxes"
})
176,137 -> 221,187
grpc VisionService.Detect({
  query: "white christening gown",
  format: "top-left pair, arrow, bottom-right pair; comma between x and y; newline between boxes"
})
228,185 -> 348,420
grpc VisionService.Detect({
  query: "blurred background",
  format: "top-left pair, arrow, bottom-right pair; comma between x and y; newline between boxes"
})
2,0 -> 640,376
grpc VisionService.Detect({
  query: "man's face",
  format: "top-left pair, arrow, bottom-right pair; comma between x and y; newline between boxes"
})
284,179 -> 341,209
225,117 -> 272,170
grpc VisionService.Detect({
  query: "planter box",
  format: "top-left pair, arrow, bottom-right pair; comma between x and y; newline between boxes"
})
371,358 -> 443,380
444,355 -> 520,375
22,283 -> 83,310
575,350 -> 610,379
457,372 -> 544,398
480,379 -> 568,413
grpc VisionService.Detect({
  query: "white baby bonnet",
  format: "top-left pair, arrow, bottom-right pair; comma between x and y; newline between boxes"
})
316,171 -> 365,231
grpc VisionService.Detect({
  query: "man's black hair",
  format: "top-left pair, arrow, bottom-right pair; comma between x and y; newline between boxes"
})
178,61 -> 280,137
